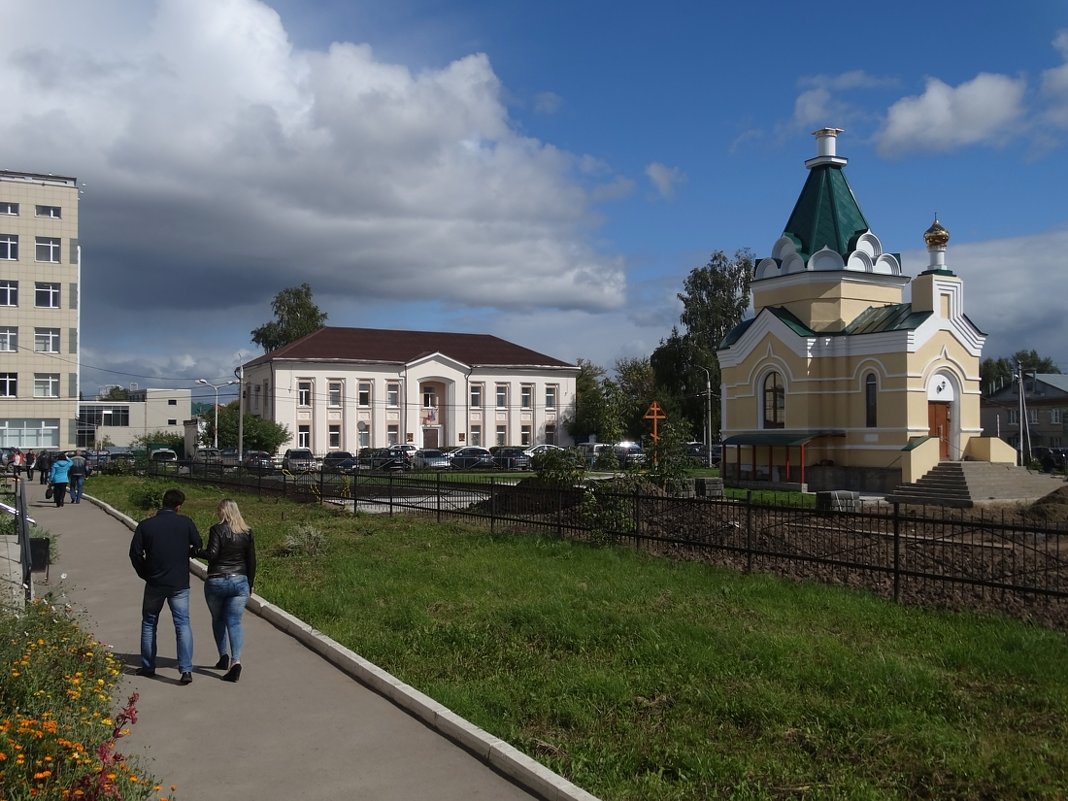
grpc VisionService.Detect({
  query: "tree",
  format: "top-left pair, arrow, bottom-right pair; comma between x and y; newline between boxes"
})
565,359 -> 623,444
251,283 -> 328,352
203,401 -> 291,453
981,350 -> 1060,395
98,386 -> 130,401
613,356 -> 657,440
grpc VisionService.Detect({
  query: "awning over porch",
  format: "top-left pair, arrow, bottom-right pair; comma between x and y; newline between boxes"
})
720,430 -> 845,486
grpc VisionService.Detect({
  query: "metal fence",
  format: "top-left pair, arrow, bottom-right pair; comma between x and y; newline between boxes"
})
152,463 -> 1068,629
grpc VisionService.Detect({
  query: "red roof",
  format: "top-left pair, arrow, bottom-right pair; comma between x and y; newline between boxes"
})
244,327 -> 575,370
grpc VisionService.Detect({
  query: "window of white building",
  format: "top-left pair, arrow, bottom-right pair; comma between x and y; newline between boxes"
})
34,373 -> 59,398
0,327 -> 16,352
35,237 -> 61,263
470,383 -> 483,408
545,385 -> 557,410
358,382 -> 371,407
297,380 -> 312,407
387,382 -> 400,407
328,380 -> 342,408
34,328 -> 60,353
495,383 -> 508,408
35,283 -> 60,308
0,234 -> 17,260
297,425 -> 310,447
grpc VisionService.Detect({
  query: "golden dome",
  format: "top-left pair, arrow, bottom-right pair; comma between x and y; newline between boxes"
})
924,216 -> 949,248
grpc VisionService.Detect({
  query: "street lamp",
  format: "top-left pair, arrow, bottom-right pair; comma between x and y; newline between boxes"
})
195,378 -> 236,449
696,366 -> 713,468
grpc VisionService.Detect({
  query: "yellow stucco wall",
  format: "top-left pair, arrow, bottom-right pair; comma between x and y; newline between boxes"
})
752,276 -> 905,332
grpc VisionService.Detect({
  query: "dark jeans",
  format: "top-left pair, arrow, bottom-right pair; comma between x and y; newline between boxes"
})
69,474 -> 85,503
52,482 -> 67,507
141,586 -> 193,673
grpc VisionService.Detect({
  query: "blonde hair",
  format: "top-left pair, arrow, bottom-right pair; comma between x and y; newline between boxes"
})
217,499 -> 251,534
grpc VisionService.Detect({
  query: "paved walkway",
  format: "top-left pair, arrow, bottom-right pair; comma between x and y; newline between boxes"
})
8,482 -> 598,801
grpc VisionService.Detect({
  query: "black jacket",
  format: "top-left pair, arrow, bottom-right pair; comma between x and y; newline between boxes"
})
129,508 -> 203,591
203,522 -> 256,590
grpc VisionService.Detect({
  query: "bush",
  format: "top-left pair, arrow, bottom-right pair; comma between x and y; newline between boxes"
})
532,448 -> 585,487
276,523 -> 325,557
127,481 -> 168,511
0,598 -> 172,800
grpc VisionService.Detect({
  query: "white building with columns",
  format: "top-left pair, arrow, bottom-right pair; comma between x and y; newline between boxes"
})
241,327 -> 578,453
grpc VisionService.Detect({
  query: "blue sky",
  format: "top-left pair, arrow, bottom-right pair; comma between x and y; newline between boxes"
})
4,0 -> 1068,402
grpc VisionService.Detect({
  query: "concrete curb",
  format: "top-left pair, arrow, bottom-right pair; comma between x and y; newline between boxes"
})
93,495 -> 601,801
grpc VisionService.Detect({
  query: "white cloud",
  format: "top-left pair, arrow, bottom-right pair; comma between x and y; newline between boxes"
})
1,0 -> 627,333
1041,29 -> 1068,128
876,73 -> 1027,155
644,162 -> 687,199
533,91 -> 563,114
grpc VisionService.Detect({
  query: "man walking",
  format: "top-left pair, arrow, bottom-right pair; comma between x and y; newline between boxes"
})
129,488 -> 203,684
68,450 -> 88,503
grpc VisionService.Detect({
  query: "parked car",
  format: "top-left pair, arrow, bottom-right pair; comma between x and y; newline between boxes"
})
192,448 -> 222,464
449,446 -> 496,470
282,448 -> 318,472
220,448 -> 241,467
493,447 -> 532,470
321,451 -> 358,473
149,448 -> 178,462
524,444 -> 564,458
686,442 -> 722,466
1033,447 -> 1068,472
242,450 -> 274,473
358,447 -> 411,472
413,448 -> 451,469
103,451 -> 139,473
614,441 -> 645,466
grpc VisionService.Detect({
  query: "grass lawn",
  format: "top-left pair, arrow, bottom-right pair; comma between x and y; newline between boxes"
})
87,476 -> 1068,800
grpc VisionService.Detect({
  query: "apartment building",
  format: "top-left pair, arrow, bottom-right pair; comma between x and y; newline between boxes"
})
242,327 -> 578,453
0,171 -> 81,450
77,388 -> 192,448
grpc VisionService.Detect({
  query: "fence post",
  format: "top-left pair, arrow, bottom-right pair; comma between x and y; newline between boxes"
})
634,485 -> 641,546
490,477 -> 497,534
436,472 -> 442,524
893,502 -> 901,602
319,469 -> 325,507
746,489 -> 753,573
556,487 -> 563,537
389,473 -> 394,517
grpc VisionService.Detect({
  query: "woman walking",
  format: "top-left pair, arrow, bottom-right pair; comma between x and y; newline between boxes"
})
202,499 -> 256,682
48,452 -> 73,508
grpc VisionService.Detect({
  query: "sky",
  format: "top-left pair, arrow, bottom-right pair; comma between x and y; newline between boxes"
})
3,0 -> 1068,404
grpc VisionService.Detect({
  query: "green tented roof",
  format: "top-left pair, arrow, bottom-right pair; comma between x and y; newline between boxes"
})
843,303 -> 931,334
782,164 -> 869,261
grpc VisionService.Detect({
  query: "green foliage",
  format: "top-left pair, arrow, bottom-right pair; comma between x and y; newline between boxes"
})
250,282 -> 327,353
131,431 -> 184,457
203,401 -> 290,452
647,420 -> 694,491
531,447 -> 585,486
276,523 -> 325,557
981,350 -> 1061,395
127,480 -> 168,511
0,599 -> 169,800
96,385 -> 130,401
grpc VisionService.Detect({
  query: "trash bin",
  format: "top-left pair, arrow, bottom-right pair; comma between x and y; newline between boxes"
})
29,537 -> 50,578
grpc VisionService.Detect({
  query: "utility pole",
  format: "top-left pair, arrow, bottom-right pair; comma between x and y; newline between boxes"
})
697,365 -> 713,468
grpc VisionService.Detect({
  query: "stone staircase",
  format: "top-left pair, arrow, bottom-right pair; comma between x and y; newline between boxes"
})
884,461 -> 1066,507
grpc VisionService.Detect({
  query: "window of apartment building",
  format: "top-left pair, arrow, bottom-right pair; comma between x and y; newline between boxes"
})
422,386 -> 437,408
0,373 -> 16,397
520,425 -> 531,446
545,385 -> 557,410
0,203 -> 18,215
495,383 -> 508,409
470,383 -> 483,408
329,424 -> 341,448
0,234 -> 17,260
168,398 -> 176,405
495,425 -> 507,446
0,281 -> 16,306
297,380 -> 312,407
1029,409 -> 1039,424
35,282 -> 60,308
1053,409 -> 1064,425
386,424 -> 399,445
35,205 -> 61,219
34,328 -> 60,353
1008,410 -> 1018,425
544,423 -> 557,445
297,425 -> 311,448
357,428 -> 370,448
386,382 -> 400,407
468,424 -> 481,446
358,381 -> 371,407
520,384 -> 533,409
0,327 -> 16,352
34,373 -> 59,398
328,380 -> 342,408
167,418 -> 177,426
35,237 -> 61,263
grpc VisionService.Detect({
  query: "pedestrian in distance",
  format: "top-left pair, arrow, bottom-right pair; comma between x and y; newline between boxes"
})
25,450 -> 36,482
129,488 -> 203,684
201,499 -> 256,682
67,450 -> 88,503
48,452 -> 73,508
11,449 -> 23,477
37,451 -> 51,485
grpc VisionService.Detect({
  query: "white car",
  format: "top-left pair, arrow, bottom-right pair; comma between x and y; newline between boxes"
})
524,444 -> 564,458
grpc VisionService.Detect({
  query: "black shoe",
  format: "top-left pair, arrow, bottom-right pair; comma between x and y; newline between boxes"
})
135,667 -> 155,678
214,655 -> 230,670
222,663 -> 242,683
180,672 -> 193,685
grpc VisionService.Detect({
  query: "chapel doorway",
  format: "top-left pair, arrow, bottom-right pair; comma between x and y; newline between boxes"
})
928,402 -> 951,460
